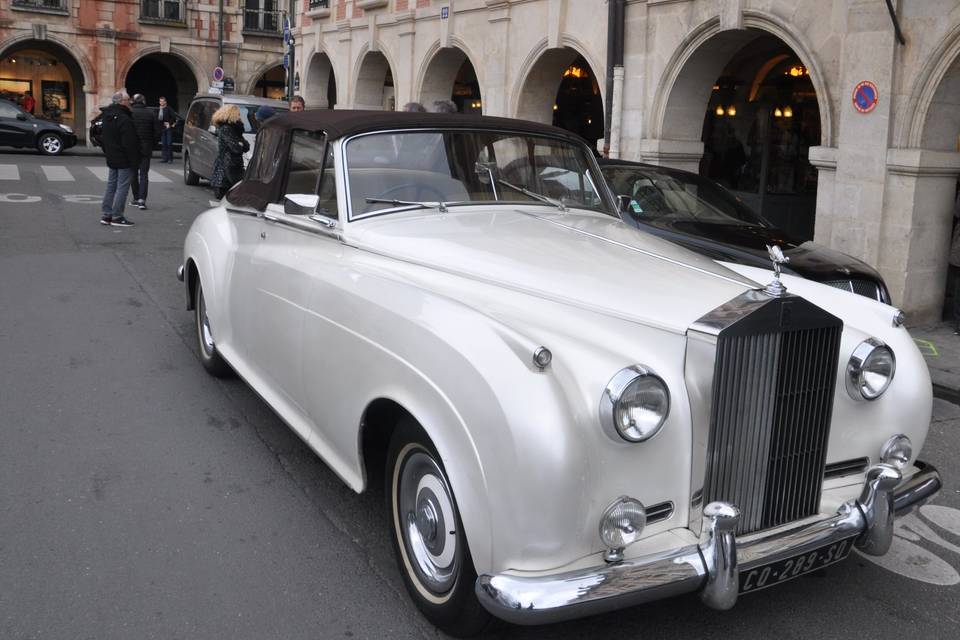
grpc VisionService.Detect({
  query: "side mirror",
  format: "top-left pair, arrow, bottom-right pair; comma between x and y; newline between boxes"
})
284,193 -> 320,216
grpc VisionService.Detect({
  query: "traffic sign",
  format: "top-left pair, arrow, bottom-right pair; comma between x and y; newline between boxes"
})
283,53 -> 289,70
211,80 -> 224,89
223,77 -> 235,92
213,66 -> 225,82
283,16 -> 291,44
852,81 -> 879,114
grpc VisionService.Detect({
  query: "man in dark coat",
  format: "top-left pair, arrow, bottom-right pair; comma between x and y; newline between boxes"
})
130,93 -> 160,209
157,96 -> 178,163
99,90 -> 139,227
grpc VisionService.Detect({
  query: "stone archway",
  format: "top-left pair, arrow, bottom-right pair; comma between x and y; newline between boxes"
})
0,38 -> 90,139
304,51 -> 336,109
651,26 -> 824,240
353,51 -> 394,111
418,46 -> 481,113
251,64 -> 286,100
515,46 -> 604,148
125,53 -> 199,113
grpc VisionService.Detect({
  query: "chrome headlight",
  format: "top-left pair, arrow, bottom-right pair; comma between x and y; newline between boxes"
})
58,124 -> 73,133
599,496 -> 646,562
881,434 -> 912,469
845,338 -> 896,401
600,365 -> 670,442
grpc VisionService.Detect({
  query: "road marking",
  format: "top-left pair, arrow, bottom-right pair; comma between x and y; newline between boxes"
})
0,165 -> 20,180
914,338 -> 939,357
41,165 -> 74,181
0,193 -> 40,203
148,169 -> 171,183
62,195 -> 103,204
857,505 -> 960,586
87,166 -> 109,182
168,168 -> 182,177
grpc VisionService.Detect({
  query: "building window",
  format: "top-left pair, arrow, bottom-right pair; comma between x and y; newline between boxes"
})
11,0 -> 69,14
141,0 -> 184,23
244,1 -> 283,35
309,0 -> 329,8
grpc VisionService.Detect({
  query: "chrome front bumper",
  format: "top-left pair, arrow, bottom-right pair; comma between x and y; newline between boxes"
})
476,461 -> 941,625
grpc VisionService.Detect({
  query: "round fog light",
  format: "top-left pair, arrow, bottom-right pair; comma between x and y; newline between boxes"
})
599,496 -> 646,562
881,434 -> 912,470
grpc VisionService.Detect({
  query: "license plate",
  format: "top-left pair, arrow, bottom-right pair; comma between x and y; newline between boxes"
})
739,537 -> 855,593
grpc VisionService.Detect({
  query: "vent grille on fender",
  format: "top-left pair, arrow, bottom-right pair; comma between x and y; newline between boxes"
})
702,296 -> 843,536
822,279 -> 884,302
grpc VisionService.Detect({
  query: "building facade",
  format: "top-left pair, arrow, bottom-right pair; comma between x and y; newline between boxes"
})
290,0 -> 960,324
0,0 -> 291,138
2,0 -> 959,324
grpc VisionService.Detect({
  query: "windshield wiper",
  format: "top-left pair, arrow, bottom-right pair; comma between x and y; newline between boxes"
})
364,197 -> 449,213
495,178 -> 568,212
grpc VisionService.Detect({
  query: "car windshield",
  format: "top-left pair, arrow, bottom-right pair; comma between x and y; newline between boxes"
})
238,104 -> 289,134
602,165 -> 768,227
345,130 -> 611,218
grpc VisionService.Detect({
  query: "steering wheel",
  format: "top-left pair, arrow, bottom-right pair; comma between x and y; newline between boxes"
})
373,182 -> 448,203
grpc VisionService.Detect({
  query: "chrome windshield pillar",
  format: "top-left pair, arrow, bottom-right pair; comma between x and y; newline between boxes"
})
699,502 -> 740,610
855,463 -> 902,556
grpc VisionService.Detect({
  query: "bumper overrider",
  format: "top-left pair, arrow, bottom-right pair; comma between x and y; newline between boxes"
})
476,461 -> 941,625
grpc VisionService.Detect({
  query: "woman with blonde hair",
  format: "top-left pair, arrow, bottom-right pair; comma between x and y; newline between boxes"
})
210,104 -> 250,199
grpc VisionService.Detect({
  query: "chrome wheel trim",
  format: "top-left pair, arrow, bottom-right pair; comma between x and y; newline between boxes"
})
42,135 -> 61,154
395,446 -> 460,600
184,154 -> 191,179
197,288 -> 216,357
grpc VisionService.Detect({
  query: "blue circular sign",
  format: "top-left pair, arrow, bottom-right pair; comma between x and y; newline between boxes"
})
853,81 -> 879,113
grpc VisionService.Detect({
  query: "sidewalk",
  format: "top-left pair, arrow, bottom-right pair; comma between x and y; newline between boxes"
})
911,322 -> 960,402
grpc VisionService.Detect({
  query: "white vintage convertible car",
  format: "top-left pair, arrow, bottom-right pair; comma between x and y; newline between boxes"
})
179,111 -> 941,636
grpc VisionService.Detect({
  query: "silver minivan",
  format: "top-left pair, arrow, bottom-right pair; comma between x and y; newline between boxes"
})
182,94 -> 288,185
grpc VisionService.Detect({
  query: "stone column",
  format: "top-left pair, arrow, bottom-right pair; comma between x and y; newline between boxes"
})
482,0 -> 510,117
637,138 -> 704,173
809,146 -> 839,246
879,150 -> 960,321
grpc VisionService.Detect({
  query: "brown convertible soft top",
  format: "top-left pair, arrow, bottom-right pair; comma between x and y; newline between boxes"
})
227,110 -> 594,211
259,109 -> 585,143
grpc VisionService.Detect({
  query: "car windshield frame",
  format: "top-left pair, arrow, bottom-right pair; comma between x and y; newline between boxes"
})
602,164 -> 772,228
341,128 -> 616,222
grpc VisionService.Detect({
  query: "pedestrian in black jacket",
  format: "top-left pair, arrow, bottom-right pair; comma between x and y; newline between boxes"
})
130,93 -> 160,209
210,104 -> 249,199
99,90 -> 139,227
157,96 -> 178,163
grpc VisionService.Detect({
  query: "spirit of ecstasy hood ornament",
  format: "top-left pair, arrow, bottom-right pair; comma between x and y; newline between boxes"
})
763,245 -> 790,297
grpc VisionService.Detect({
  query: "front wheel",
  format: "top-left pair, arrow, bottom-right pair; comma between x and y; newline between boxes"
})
194,280 -> 232,377
37,133 -> 63,156
386,421 -> 494,637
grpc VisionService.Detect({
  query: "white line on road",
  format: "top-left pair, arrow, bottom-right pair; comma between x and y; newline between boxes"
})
167,168 -> 182,177
148,170 -> 171,183
0,165 -> 21,180
41,165 -> 74,181
87,166 -> 109,181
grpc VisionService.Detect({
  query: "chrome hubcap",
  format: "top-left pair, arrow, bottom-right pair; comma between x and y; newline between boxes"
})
43,137 -> 60,153
198,290 -> 215,354
398,450 -> 459,595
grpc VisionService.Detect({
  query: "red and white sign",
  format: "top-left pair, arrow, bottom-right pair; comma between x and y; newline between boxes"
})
852,81 -> 879,114
213,66 -> 225,82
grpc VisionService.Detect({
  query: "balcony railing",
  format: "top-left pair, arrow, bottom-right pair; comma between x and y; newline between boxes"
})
244,7 -> 283,35
309,0 -> 330,8
140,0 -> 184,24
11,0 -> 69,14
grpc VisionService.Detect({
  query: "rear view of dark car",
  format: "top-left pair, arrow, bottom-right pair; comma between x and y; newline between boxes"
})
600,159 -> 891,304
0,99 -> 77,155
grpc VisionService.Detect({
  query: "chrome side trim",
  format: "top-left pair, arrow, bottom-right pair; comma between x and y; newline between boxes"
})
475,461 -> 941,625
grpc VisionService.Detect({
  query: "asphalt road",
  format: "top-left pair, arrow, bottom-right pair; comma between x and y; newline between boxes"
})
0,149 -> 958,640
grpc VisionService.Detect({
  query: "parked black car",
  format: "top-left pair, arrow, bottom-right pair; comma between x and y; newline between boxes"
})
600,158 -> 891,303
89,107 -> 184,152
0,99 -> 78,155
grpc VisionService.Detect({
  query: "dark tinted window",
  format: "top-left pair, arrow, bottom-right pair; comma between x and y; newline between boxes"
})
0,101 -> 22,118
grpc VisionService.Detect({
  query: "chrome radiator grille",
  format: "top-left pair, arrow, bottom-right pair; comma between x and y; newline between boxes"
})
701,300 -> 842,535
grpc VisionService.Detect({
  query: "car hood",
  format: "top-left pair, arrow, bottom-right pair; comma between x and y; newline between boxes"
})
637,219 -> 884,282
348,206 -> 760,333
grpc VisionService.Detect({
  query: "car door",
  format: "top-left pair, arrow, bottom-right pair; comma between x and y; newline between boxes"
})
0,100 -> 32,147
184,99 -> 218,179
224,131 -> 335,420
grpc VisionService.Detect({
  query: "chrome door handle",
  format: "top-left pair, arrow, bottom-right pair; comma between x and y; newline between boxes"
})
263,212 -> 280,223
